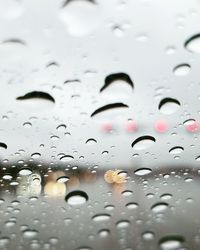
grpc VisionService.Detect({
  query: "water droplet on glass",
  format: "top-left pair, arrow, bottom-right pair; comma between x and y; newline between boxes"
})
134,168 -> 152,176
116,220 -> 130,229
169,146 -> 184,154
151,202 -> 169,213
19,168 -> 32,176
159,98 -> 180,115
92,214 -> 111,222
185,34 -> 200,53
159,235 -> 185,250
173,64 -> 191,76
23,229 -> 38,239
131,136 -> 156,150
65,190 -> 88,205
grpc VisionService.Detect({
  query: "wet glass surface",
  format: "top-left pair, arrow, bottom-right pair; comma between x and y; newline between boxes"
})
0,0 -> 200,249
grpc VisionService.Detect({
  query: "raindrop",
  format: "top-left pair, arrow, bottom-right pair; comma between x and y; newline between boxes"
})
142,231 -> 155,241
100,73 -> 134,92
151,202 -> 169,213
126,202 -> 138,209
23,122 -> 32,128
57,176 -> 70,183
159,235 -> 185,250
19,168 -> 32,176
121,190 -> 133,197
0,142 -> 7,150
134,168 -> 152,176
85,138 -> 97,145
116,220 -> 130,229
31,153 -> 41,159
92,214 -> 111,222
159,98 -> 180,115
60,155 -> 74,162
56,124 -> 67,131
23,229 -> 38,239
65,190 -> 88,205
16,91 -> 55,103
131,136 -> 156,150
91,103 -> 129,117
173,64 -> 191,76
98,229 -> 110,238
3,174 -> 12,180
169,146 -> 184,154
185,34 -> 200,53
160,193 -> 173,200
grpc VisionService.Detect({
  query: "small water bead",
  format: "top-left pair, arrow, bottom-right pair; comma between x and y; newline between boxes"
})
85,138 -> 97,145
134,168 -> 152,176
113,26 -> 124,37
142,231 -> 155,241
57,176 -> 70,183
185,34 -> 200,53
169,146 -> 184,154
56,124 -> 67,131
159,235 -> 185,250
173,64 -> 191,76
65,190 -> 88,205
121,190 -> 133,197
60,155 -> 74,162
31,153 -> 41,159
19,168 -> 32,176
160,193 -> 173,200
116,220 -> 130,229
131,136 -> 156,150
104,205 -> 115,211
92,214 -> 111,222
23,229 -> 38,239
126,202 -> 139,209
151,202 -> 169,213
184,119 -> 200,132
23,122 -> 32,128
98,229 -> 110,238
2,174 -> 12,180
49,237 -> 59,245
159,98 -> 180,115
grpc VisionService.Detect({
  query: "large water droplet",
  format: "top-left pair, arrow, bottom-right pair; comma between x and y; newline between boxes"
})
92,214 -> 111,222
159,235 -> 185,250
16,91 -> 55,110
23,229 -> 38,239
159,98 -> 180,115
91,103 -> 129,119
173,64 -> 191,76
151,202 -> 169,213
100,72 -> 134,92
134,168 -> 152,176
65,190 -> 88,205
169,146 -> 184,154
131,136 -> 156,150
185,34 -> 200,53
